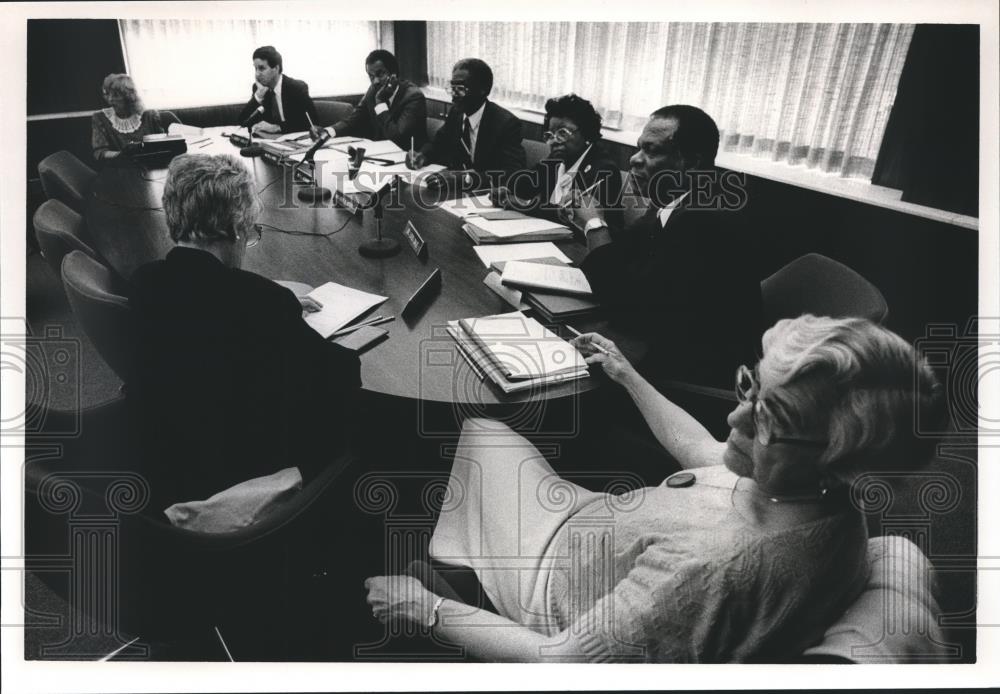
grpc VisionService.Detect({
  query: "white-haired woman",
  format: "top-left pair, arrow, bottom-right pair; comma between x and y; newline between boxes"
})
127,153 -> 359,512
91,73 -> 166,161
364,315 -> 944,662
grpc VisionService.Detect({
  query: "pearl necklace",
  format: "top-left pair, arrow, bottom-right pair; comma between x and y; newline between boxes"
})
103,108 -> 142,134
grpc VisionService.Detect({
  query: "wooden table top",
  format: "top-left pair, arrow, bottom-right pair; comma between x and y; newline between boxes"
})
85,130 -> 646,404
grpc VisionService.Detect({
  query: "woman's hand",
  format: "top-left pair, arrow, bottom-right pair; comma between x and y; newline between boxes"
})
571,332 -> 636,386
364,575 -> 436,625
298,296 -> 323,315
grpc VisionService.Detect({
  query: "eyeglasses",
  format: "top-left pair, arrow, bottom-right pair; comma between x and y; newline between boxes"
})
542,127 -> 579,144
241,224 -> 262,248
448,83 -> 469,96
735,365 -> 828,449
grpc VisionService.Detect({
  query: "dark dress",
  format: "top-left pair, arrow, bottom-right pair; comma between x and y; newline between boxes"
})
127,247 -> 361,510
91,109 -> 166,160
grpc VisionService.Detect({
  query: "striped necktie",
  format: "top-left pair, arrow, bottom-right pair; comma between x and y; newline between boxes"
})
460,117 -> 474,167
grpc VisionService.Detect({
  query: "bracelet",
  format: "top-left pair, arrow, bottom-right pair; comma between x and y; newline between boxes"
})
427,595 -> 446,629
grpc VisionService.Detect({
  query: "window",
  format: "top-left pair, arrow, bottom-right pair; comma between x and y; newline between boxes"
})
119,19 -> 382,110
427,22 -> 914,179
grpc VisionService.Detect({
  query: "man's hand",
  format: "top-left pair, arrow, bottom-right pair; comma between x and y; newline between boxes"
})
571,332 -> 637,387
406,150 -> 429,170
375,74 -> 399,104
253,81 -> 269,102
570,188 -> 605,228
309,125 -> 326,142
253,121 -> 282,135
364,575 -> 436,625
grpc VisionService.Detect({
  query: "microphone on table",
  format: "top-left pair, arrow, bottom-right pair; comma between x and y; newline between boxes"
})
237,106 -> 265,157
296,129 -> 333,202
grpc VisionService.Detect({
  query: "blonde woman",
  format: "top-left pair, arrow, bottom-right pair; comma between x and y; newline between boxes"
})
91,73 -> 166,161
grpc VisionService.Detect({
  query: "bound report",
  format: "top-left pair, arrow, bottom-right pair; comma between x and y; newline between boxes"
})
301,281 -> 388,338
500,260 -> 593,297
456,311 -> 587,381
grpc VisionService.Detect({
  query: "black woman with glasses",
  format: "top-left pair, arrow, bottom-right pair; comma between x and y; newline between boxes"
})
491,93 -> 623,232
406,57 -> 525,189
127,153 -> 361,513
365,314 -> 945,662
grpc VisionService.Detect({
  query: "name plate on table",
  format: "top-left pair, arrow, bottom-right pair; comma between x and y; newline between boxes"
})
333,190 -> 363,215
401,220 -> 427,257
229,133 -> 251,147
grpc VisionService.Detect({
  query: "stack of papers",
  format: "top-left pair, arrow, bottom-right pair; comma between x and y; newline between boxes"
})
438,194 -> 496,218
486,258 -> 600,321
500,260 -> 593,296
472,243 -> 571,268
462,215 -> 572,244
302,281 -> 388,338
447,311 -> 588,393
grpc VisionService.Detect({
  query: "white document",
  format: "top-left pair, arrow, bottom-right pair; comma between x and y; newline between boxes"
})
482,272 -> 528,310
302,281 -> 388,338
501,261 -> 593,296
363,140 -> 407,157
167,122 -> 204,136
467,216 -> 568,238
275,130 -> 312,142
472,243 -> 571,268
438,194 -> 496,218
357,161 -> 446,188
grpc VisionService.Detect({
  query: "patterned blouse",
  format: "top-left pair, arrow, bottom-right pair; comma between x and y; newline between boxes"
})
91,108 -> 166,160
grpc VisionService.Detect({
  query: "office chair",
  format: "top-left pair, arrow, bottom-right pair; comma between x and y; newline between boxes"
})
37,150 -> 98,212
23,395 -> 360,657
61,250 -> 132,382
314,100 -> 356,127
426,117 -> 445,142
522,139 -> 549,170
761,253 -> 889,327
32,199 -> 99,276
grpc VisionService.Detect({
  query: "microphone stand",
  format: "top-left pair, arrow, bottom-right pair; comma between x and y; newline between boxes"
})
239,120 -> 263,158
296,131 -> 333,203
358,179 -> 401,258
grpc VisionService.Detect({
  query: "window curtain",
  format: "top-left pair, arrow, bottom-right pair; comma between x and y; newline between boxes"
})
119,20 -> 381,109
427,22 -> 913,180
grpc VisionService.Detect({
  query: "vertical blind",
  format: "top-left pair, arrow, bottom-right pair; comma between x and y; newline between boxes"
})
119,20 -> 381,110
428,22 -> 914,180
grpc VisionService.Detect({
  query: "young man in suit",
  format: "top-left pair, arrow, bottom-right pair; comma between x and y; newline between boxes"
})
322,49 -> 427,151
406,57 -> 526,188
574,105 -> 762,389
237,45 -> 319,135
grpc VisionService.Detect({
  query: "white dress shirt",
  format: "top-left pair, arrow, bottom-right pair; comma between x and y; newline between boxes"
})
463,101 -> 487,157
657,192 -> 689,228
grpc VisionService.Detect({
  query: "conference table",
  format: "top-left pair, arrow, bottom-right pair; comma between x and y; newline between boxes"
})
84,128 -> 648,407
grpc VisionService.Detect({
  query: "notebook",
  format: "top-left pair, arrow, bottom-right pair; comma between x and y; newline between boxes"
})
457,311 -> 587,380
472,242 -> 572,268
301,281 -> 388,338
500,261 -> 594,297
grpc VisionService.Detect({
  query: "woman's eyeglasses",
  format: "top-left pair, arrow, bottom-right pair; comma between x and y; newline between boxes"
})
542,127 -> 579,144
735,365 -> 827,449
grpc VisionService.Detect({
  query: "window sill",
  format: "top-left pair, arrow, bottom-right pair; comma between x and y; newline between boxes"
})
423,86 -> 978,231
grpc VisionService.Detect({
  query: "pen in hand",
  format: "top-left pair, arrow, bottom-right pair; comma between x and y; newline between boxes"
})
565,325 -> 610,355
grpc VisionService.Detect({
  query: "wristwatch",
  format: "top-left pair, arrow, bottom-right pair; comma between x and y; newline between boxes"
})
427,596 -> 446,628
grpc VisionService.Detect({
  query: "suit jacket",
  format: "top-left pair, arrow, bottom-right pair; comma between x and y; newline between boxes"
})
334,79 -> 427,150
127,247 -> 361,509
422,100 -> 526,185
237,74 -> 318,134
510,145 -> 624,231
581,181 -> 763,389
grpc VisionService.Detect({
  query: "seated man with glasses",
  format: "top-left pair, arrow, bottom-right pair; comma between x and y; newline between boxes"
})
127,153 -> 361,512
406,57 -> 525,189
490,93 -> 623,232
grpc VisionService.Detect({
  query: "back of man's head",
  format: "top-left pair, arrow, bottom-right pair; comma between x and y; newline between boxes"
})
454,58 -> 494,95
650,104 -> 719,168
253,45 -> 283,72
366,49 -> 399,75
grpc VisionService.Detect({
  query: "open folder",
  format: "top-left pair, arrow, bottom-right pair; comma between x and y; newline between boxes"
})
301,281 -> 388,338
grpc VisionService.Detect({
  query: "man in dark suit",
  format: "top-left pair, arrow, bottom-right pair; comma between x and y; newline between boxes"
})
127,153 -> 360,510
406,58 -> 526,188
323,49 -> 427,151
575,105 -> 762,389
237,45 -> 318,135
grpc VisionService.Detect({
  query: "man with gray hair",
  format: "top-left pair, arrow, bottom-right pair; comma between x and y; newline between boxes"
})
127,153 -> 361,510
